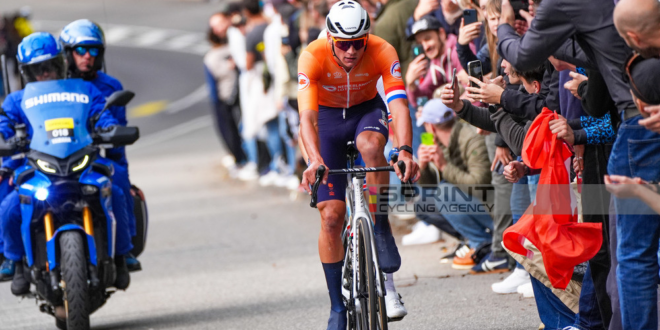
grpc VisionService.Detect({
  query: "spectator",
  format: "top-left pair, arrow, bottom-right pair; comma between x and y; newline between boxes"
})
406,15 -> 466,110
409,0 -> 463,38
372,0 -> 417,80
415,99 -> 494,271
242,0 -> 284,186
205,13 -> 247,177
264,0 -> 301,189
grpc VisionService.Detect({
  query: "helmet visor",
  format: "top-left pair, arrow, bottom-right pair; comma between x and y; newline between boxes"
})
332,36 -> 367,52
21,55 -> 66,82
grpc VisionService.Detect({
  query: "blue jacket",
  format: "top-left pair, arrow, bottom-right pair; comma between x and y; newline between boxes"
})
89,71 -> 127,126
0,80 -> 117,170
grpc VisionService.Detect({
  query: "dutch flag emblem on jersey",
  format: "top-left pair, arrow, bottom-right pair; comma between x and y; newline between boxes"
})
385,86 -> 407,104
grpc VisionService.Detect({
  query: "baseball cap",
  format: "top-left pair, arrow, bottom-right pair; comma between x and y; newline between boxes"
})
416,98 -> 455,127
407,15 -> 443,40
628,56 -> 660,105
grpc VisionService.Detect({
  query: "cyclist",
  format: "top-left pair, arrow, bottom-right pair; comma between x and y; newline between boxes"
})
298,2 -> 420,328
59,20 -> 141,271
0,32 -> 133,294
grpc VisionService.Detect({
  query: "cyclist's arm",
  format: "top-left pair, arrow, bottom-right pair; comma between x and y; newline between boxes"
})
298,49 -> 328,189
389,98 -> 412,157
378,42 -> 419,181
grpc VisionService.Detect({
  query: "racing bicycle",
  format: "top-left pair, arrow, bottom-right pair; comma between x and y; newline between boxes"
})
310,142 -> 407,330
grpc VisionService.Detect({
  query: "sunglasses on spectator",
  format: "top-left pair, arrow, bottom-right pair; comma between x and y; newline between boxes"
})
331,36 -> 368,52
623,52 -> 644,99
74,47 -> 100,57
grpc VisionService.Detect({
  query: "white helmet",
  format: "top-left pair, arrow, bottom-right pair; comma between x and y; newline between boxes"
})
326,1 -> 370,39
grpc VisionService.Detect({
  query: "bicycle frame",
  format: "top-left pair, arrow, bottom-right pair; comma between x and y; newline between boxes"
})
343,174 -> 386,312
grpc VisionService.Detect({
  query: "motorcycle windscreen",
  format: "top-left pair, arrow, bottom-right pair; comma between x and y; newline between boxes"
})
21,79 -> 93,159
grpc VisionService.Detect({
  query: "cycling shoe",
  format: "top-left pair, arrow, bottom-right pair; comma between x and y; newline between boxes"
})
327,309 -> 347,330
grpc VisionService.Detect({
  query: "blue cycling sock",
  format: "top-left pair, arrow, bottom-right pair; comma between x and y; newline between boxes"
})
374,214 -> 391,235
322,261 -> 346,313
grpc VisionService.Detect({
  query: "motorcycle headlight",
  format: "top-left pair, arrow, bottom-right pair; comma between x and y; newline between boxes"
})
72,155 -> 90,172
36,159 -> 57,174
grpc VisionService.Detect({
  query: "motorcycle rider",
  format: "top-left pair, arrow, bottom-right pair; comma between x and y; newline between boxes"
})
0,32 -> 133,295
59,19 -> 141,272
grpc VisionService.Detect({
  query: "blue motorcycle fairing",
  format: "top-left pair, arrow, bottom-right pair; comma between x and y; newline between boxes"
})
19,162 -> 115,267
47,224 -> 97,271
20,79 -> 94,159
18,169 -> 52,267
79,164 -> 115,258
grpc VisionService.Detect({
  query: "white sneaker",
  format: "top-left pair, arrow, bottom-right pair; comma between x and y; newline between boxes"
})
491,268 -> 530,294
221,155 -> 236,168
517,282 -> 535,298
274,174 -> 299,189
402,222 -> 441,246
259,171 -> 280,186
285,176 -> 300,190
385,292 -> 407,321
237,162 -> 259,181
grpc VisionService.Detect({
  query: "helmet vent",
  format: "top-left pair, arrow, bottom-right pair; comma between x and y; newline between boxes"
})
326,17 -> 339,34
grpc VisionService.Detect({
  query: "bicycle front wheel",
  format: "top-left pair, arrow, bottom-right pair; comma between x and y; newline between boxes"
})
356,217 -> 385,330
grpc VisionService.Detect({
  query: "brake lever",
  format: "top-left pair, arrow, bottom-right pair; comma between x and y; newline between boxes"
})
396,160 -> 412,185
310,165 -> 326,208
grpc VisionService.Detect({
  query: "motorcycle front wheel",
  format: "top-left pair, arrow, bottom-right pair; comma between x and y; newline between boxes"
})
60,231 -> 91,330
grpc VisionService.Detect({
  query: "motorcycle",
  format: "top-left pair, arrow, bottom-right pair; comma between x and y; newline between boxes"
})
0,79 -> 144,330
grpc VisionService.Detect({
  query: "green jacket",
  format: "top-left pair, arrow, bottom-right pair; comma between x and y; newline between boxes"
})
442,121 -> 492,185
373,0 -> 418,83
418,121 -> 491,187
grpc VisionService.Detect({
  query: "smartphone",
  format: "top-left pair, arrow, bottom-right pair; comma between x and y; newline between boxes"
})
463,9 -> 478,26
510,0 -> 530,20
450,68 -> 457,90
467,60 -> 483,89
494,161 -> 505,175
412,44 -> 426,59
421,132 -> 435,146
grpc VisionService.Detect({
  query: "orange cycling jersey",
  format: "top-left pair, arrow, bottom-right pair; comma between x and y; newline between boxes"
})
297,35 -> 407,111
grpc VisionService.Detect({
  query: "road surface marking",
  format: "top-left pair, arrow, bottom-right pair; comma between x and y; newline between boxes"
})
134,29 -> 170,47
129,101 -> 169,118
166,33 -> 202,50
130,115 -> 212,150
165,85 -> 208,114
105,26 -> 133,44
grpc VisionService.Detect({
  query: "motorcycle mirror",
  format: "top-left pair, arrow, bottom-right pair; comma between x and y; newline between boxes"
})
103,90 -> 135,111
92,90 -> 135,127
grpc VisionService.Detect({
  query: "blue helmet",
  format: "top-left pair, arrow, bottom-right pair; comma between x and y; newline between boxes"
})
17,32 -> 62,65
17,32 -> 66,82
59,19 -> 105,78
59,19 -> 105,48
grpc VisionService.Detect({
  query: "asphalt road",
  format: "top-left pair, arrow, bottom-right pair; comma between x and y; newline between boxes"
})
0,1 -> 542,329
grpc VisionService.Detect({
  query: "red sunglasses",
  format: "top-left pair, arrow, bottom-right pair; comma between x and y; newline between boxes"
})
331,36 -> 368,52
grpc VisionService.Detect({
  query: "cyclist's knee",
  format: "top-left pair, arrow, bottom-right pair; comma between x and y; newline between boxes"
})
356,133 -> 385,163
319,202 -> 345,234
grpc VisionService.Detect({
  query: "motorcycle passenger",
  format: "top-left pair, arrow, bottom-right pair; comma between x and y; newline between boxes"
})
59,19 -> 141,272
298,2 -> 420,328
0,32 -> 133,295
